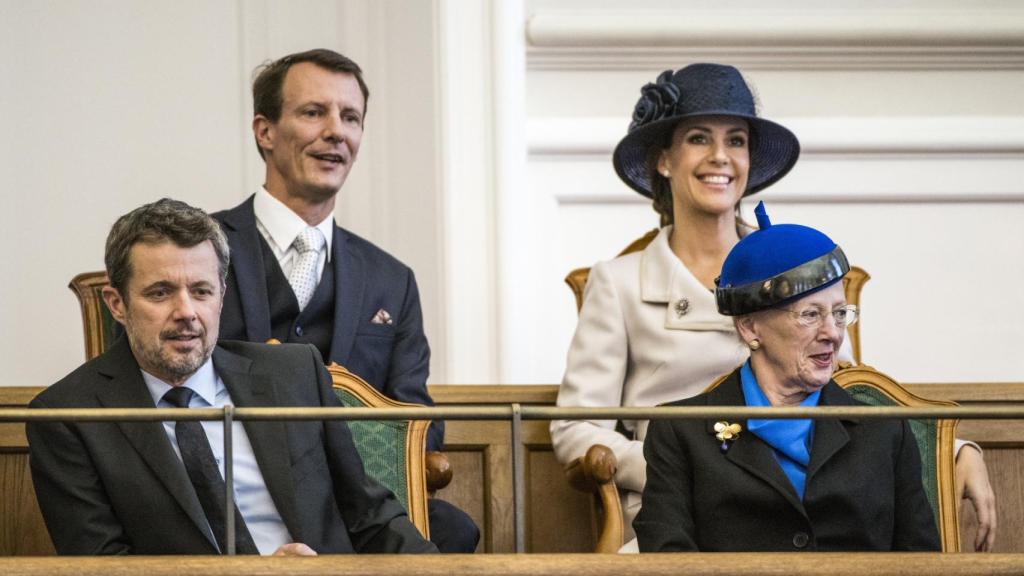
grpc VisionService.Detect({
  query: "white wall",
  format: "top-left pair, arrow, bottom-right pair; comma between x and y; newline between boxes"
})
2,1 -> 1022,387
0,0 -> 454,386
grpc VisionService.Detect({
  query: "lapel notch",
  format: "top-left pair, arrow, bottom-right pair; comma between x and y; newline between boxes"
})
806,382 -> 854,481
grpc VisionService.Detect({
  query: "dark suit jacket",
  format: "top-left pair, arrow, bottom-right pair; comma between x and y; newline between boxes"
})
27,338 -> 437,555
635,369 -> 940,552
213,197 -> 441,450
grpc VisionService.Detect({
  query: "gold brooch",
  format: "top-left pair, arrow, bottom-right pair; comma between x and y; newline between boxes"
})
714,421 -> 742,453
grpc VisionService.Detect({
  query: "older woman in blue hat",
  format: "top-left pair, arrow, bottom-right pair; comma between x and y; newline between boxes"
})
550,64 -> 995,551
634,203 -> 939,551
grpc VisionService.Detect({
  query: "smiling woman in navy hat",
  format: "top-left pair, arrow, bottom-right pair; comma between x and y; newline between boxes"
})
634,203 -> 939,552
550,64 -> 995,551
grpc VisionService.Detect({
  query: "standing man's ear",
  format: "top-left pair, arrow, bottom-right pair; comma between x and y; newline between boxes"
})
101,286 -> 128,326
253,115 -> 274,156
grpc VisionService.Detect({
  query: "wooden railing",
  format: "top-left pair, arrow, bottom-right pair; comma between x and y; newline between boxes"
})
3,553 -> 1024,576
3,384 -> 1024,556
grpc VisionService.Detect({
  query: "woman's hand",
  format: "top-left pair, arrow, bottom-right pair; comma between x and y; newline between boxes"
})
955,445 -> 996,552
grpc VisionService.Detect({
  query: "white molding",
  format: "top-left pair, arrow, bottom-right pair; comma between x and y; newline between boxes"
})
526,9 -> 1024,70
491,0 -> 533,384
529,116 -> 1024,203
530,116 -> 1024,156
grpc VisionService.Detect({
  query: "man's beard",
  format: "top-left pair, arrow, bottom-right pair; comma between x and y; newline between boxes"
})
124,318 -> 214,383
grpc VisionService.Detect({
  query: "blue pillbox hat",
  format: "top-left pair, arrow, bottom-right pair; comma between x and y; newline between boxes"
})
716,202 -> 849,316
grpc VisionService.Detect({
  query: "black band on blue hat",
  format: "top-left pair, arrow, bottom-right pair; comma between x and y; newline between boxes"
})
715,246 -> 850,316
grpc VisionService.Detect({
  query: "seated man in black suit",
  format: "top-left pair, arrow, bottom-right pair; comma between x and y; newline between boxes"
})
213,48 -> 478,552
27,198 -> 437,555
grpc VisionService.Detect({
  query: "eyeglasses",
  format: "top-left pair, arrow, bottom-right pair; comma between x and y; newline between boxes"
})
784,304 -> 859,329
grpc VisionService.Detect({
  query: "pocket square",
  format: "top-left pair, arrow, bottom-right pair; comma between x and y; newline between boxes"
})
371,308 -> 393,325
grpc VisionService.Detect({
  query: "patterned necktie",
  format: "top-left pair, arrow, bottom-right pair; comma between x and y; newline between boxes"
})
288,226 -> 325,311
163,387 -> 259,555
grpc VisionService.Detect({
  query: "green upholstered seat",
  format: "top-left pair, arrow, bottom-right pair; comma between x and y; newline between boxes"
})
845,385 -> 941,529
834,364 -> 959,552
335,387 -> 412,512
328,364 -> 431,538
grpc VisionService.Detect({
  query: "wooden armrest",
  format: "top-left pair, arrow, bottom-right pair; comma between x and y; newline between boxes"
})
565,444 -> 618,493
565,444 -> 624,553
425,451 -> 453,491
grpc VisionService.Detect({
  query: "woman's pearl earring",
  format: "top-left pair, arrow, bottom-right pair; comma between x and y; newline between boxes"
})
661,170 -> 670,178
748,339 -> 761,351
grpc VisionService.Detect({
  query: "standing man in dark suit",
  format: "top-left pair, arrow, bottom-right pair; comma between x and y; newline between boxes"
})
28,199 -> 437,555
213,48 -> 478,552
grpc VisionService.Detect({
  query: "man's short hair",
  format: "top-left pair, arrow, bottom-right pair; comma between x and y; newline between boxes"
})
252,48 -> 370,158
105,198 -> 230,298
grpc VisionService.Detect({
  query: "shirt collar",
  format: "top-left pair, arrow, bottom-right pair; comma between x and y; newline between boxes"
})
253,186 -> 334,261
143,357 -> 221,407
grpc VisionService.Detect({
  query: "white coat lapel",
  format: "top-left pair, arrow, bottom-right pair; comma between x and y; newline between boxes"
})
639,226 -> 735,332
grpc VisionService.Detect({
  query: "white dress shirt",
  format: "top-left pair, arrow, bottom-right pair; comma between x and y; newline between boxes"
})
143,359 -> 291,555
253,186 -> 334,279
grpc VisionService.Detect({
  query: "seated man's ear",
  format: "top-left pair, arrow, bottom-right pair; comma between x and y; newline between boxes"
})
102,286 -> 128,326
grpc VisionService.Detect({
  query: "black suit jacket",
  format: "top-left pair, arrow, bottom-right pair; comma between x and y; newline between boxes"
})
27,338 -> 437,555
635,369 -> 940,552
212,197 -> 441,450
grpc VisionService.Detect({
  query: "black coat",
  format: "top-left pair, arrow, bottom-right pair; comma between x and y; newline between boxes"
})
27,338 -> 436,555
635,368 -> 940,552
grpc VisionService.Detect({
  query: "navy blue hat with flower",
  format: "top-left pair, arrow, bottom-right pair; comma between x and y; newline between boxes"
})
716,202 -> 849,316
613,64 -> 800,199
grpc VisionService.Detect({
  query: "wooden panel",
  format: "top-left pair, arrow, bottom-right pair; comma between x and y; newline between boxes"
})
0,388 -> 41,407
436,421 -> 514,552
429,385 -> 558,405
0,454 -> 53,556
0,423 -> 27,451
1,553 -> 1024,575
432,450 -> 485,553
959,447 -> 1024,553
526,448 -> 594,552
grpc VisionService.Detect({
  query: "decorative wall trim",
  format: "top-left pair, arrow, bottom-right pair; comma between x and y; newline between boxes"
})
529,116 -> 1024,204
526,9 -> 1024,71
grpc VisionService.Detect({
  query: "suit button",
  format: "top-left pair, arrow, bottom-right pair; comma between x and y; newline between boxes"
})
295,325 -> 304,336
792,532 -> 810,549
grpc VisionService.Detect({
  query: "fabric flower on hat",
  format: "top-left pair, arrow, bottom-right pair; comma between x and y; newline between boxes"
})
630,70 -> 681,131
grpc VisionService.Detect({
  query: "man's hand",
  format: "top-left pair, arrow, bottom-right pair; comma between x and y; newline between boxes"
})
272,543 -> 318,556
955,445 -> 997,552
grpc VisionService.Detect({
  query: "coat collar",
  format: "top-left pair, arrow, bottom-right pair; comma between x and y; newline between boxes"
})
639,225 -> 735,332
218,196 -> 273,344
702,369 -> 857,516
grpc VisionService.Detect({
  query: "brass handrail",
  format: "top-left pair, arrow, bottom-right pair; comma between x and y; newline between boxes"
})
3,404 -> 1024,422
